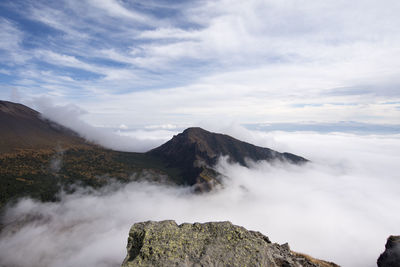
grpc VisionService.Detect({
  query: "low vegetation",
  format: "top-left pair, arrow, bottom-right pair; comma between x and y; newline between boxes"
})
0,145 -> 182,208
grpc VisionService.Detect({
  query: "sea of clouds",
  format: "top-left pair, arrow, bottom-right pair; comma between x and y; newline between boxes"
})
0,127 -> 399,267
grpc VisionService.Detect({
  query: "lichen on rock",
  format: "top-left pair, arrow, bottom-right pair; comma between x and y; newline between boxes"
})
121,220 -> 339,267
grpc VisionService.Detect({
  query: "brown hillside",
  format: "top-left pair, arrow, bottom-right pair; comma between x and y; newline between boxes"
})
0,100 -> 88,153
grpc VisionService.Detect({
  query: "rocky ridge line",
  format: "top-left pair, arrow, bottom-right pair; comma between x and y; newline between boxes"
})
148,127 -> 308,190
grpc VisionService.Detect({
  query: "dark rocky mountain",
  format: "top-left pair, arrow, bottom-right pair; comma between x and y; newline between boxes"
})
0,100 -> 88,153
378,235 -> 400,267
121,220 -> 338,267
148,127 -> 308,190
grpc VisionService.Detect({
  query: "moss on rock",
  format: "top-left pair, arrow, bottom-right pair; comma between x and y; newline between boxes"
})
121,220 -> 339,267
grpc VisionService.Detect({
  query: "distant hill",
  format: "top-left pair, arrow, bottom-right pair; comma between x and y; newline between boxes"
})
0,100 -> 87,153
148,127 -> 308,190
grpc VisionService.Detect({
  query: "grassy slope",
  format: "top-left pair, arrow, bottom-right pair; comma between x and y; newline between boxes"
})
0,101 -> 186,209
0,146 -> 182,208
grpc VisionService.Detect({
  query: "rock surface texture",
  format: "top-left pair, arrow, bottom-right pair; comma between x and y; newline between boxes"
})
121,220 -> 338,267
378,236 -> 400,267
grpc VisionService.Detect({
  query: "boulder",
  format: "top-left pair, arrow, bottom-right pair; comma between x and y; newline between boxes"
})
121,220 -> 338,267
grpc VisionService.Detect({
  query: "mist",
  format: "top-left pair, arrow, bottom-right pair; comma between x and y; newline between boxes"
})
29,97 -> 176,152
1,131 -> 399,267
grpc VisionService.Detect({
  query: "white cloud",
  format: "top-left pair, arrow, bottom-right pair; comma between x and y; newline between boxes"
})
0,18 -> 29,64
0,131 -> 399,267
30,97 -> 168,152
34,50 -> 104,75
0,68 -> 11,75
86,0 -> 153,24
33,50 -> 142,83
2,0 -> 400,125
0,19 -> 21,51
144,124 -> 178,130
138,27 -> 198,40
131,0 -> 400,70
10,88 -> 21,102
29,4 -> 90,41
36,50 -> 84,66
79,71 -> 400,127
72,0 -> 400,125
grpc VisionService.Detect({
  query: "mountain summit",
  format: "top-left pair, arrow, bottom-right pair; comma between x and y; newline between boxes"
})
148,127 -> 308,189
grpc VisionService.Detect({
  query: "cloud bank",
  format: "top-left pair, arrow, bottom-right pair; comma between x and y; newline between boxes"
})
1,131 -> 399,267
30,97 -> 175,152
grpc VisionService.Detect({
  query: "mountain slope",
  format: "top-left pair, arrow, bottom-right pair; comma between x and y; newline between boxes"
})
0,100 -> 88,153
148,127 -> 308,188
0,101 -> 90,153
0,101 -> 180,207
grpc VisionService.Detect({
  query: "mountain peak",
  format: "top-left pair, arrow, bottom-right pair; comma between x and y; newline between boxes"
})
148,127 -> 308,190
181,127 -> 215,135
182,127 -> 207,134
181,127 -> 231,144
179,127 -> 216,142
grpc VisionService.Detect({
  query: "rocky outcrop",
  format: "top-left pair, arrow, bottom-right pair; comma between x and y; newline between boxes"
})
148,127 -> 308,189
378,235 -> 400,267
121,220 -> 338,267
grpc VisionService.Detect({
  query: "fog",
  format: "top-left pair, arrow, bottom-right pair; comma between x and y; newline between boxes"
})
1,131 -> 399,267
30,98 -> 174,152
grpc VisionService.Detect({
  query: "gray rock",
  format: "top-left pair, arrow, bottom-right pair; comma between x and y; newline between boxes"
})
378,235 -> 400,267
121,220 -> 339,267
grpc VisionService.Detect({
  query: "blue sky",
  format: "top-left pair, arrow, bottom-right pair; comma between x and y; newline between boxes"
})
1,0 -> 400,128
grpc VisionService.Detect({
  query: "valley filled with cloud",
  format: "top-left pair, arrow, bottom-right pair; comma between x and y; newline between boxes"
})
1,129 -> 398,267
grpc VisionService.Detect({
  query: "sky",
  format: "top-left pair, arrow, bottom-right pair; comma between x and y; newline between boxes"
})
0,0 -> 400,129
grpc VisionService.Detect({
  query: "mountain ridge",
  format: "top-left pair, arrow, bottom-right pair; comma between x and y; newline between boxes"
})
148,127 -> 308,189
